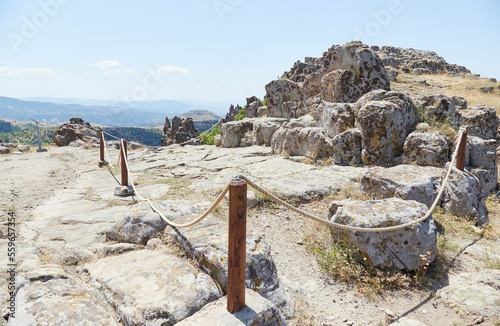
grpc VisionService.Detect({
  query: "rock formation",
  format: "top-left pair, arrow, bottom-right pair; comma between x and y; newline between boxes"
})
52,117 -> 101,146
161,116 -> 201,146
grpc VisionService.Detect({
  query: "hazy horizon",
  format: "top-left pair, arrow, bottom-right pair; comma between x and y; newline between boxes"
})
1,1 -> 498,108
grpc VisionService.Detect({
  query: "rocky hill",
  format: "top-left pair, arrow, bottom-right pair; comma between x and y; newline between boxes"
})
1,41 -> 499,326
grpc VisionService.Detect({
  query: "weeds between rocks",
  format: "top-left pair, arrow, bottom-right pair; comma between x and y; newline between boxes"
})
301,196 -> 498,299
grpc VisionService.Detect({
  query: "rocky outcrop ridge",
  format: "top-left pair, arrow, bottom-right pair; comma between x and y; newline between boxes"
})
161,116 -> 201,146
52,117 -> 101,147
371,45 -> 471,75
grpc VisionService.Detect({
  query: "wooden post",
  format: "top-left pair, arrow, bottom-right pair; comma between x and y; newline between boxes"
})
120,139 -> 128,186
227,178 -> 247,313
98,132 -> 107,167
455,129 -> 468,171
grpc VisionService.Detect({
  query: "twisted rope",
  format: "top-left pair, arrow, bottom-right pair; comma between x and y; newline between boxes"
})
239,128 -> 465,233
120,139 -> 228,228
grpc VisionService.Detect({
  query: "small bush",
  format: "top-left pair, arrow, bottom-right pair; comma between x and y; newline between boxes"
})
200,125 -> 221,145
234,106 -> 247,121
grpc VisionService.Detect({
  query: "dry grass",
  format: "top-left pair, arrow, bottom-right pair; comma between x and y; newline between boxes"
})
392,72 -> 500,112
303,223 -> 413,299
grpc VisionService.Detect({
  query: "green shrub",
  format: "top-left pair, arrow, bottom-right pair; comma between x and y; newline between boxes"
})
234,106 -> 247,121
200,125 -> 221,145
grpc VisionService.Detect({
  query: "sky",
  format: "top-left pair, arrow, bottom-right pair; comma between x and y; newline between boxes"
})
0,0 -> 499,109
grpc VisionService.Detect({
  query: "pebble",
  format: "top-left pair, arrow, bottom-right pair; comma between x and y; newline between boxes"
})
385,309 -> 397,318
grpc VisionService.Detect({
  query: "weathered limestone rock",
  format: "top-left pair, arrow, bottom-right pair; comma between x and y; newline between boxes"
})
265,79 -> 303,118
246,96 -> 262,118
12,265 -> 119,326
321,69 -> 358,103
0,145 -> 10,154
437,269 -> 500,317
166,215 -> 294,317
106,212 -> 167,245
52,117 -> 101,147
373,46 -> 470,75
356,101 -> 406,165
225,104 -> 243,122
161,116 -> 201,146
415,95 -> 459,129
320,102 -> 355,137
403,131 -> 451,167
252,118 -> 288,146
468,136 -> 498,195
355,90 -> 418,134
458,105 -> 498,140
332,128 -> 362,166
329,198 -> 437,270
83,249 -> 222,325
176,289 -> 287,326
57,243 -> 97,266
220,119 -> 254,148
360,165 -> 442,208
106,200 -> 199,245
441,164 -> 488,225
321,42 -> 390,100
271,127 -> 333,160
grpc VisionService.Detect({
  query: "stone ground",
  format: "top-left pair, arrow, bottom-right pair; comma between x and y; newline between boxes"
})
1,144 -> 499,325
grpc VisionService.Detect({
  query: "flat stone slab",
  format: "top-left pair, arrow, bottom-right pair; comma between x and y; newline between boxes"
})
166,215 -> 294,317
12,265 -> 119,326
360,164 -> 442,208
176,289 -> 286,326
83,249 -> 222,325
437,269 -> 500,317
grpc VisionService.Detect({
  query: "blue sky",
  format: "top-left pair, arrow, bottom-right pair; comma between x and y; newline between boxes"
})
0,0 -> 499,108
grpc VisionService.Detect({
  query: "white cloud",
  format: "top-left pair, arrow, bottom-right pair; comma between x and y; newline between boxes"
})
156,65 -> 189,75
89,60 -> 135,76
0,66 -> 58,78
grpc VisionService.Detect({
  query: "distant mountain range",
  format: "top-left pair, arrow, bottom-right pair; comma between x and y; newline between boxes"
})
0,96 -> 224,127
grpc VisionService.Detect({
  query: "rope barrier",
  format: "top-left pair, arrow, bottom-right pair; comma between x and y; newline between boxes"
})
120,139 -> 229,228
103,124 -> 465,233
238,128 -> 465,233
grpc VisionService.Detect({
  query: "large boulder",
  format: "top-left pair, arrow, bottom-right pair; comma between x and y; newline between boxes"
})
331,128 -> 362,166
320,102 -> 355,137
265,79 -> 303,118
441,164 -> 488,225
457,105 -> 498,140
403,130 -> 451,167
266,41 -> 390,118
360,165 -> 442,208
252,118 -> 288,146
329,198 -> 437,270
355,90 -> 418,134
52,117 -> 101,146
321,42 -> 390,99
271,127 -> 333,160
220,119 -> 254,148
321,69 -> 358,103
161,116 -> 201,146
246,96 -> 262,118
468,136 -> 498,196
356,100 -> 406,165
414,95 -> 459,129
